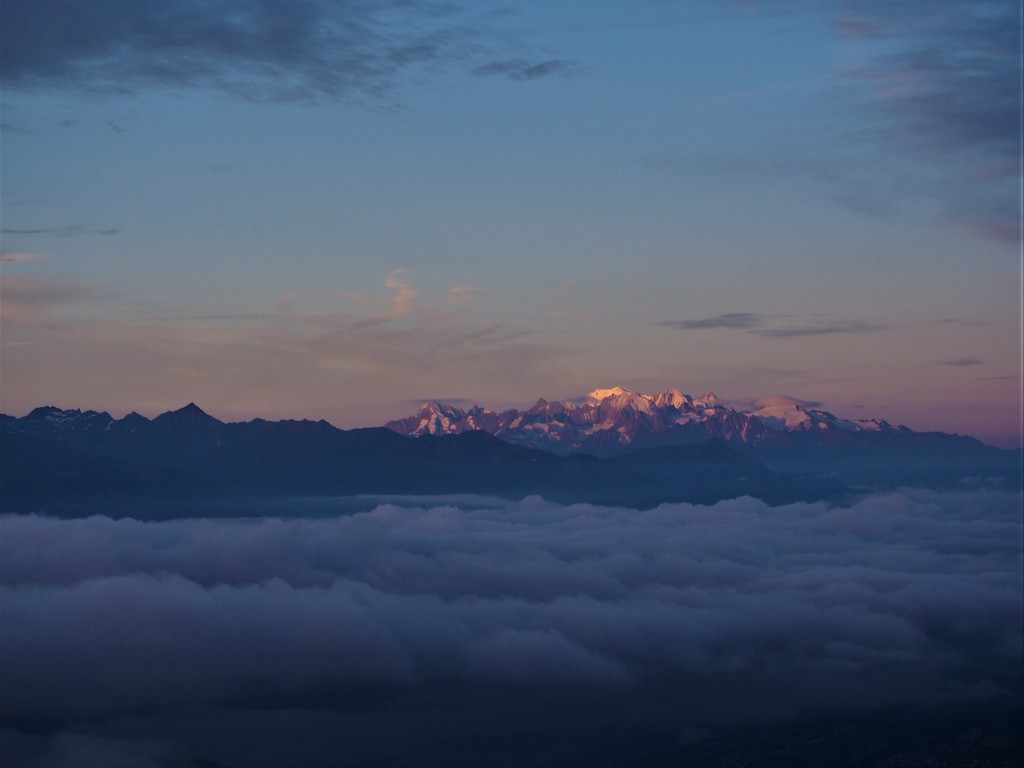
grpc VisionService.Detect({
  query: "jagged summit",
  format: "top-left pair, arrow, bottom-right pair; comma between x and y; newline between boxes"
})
386,386 -> 904,456
172,402 -> 211,417
23,406 -> 114,432
587,386 -> 632,401
152,402 -> 221,425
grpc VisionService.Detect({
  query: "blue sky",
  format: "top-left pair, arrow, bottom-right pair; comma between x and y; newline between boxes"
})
1,0 -> 1020,445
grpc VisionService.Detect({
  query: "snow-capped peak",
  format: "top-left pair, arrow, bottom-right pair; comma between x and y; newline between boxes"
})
587,386 -> 633,402
411,401 -> 468,435
746,396 -> 811,431
587,387 -> 655,414
651,389 -> 691,409
26,406 -> 86,424
386,385 -> 903,454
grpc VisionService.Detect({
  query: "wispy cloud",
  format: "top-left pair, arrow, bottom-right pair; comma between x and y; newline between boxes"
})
471,58 -> 578,80
835,0 -> 1021,243
653,1 -> 1021,245
1,223 -> 118,237
655,313 -> 763,330
654,313 -> 889,338
437,324 -> 534,351
0,1 -> 571,104
647,149 -> 917,219
755,320 -> 889,338
0,251 -> 46,264
353,269 -> 419,329
384,269 -> 418,317
0,288 -> 560,424
0,275 -> 99,326
936,357 -> 986,368
939,317 -> 990,327
838,1 -> 1020,158
151,313 -> 278,323
444,284 -> 478,307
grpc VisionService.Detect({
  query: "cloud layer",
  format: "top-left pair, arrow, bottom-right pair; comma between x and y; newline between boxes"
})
839,0 -> 1020,158
0,1 -> 574,104
2,489 -> 1020,766
0,1 -> 459,101
836,0 -> 1021,242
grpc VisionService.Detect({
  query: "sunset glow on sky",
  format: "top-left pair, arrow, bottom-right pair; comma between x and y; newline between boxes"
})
1,1 -> 1021,446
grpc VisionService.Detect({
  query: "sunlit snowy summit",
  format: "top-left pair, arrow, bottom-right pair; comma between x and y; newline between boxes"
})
386,386 -> 902,456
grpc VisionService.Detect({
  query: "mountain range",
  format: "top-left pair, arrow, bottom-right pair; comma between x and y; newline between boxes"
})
1,388 -> 1019,516
387,387 -> 1021,487
386,386 -> 901,454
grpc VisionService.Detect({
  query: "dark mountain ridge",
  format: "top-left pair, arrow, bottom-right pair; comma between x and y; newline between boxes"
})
1,404 -> 849,515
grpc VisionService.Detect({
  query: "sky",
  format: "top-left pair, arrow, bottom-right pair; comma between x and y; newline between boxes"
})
1,0 -> 1021,447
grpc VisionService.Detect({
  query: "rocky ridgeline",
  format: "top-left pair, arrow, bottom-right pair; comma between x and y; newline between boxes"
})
386,386 -> 900,455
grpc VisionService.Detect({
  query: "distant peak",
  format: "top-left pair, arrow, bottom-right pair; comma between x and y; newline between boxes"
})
170,402 -> 213,418
587,386 -> 634,401
28,405 -> 73,417
26,406 -> 81,424
419,400 -> 464,414
153,402 -> 221,426
652,388 -> 691,409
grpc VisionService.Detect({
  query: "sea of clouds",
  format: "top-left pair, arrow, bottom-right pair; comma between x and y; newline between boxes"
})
1,489 -> 1021,767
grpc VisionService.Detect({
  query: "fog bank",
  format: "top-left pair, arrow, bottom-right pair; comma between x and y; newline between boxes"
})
2,489 -> 1020,766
